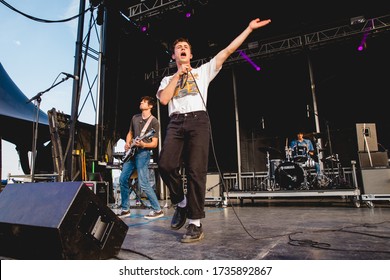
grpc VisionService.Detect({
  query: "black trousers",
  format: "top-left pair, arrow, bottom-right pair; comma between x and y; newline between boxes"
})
158,111 -> 210,219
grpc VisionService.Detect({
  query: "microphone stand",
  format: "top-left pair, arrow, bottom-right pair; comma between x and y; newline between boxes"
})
324,120 -> 336,182
307,107 -> 335,178
26,76 -> 72,182
251,130 -> 257,190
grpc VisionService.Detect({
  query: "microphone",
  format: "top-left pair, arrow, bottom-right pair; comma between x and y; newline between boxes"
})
62,72 -> 79,80
306,105 -> 310,118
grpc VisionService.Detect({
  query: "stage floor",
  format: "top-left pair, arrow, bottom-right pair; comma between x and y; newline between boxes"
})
113,197 -> 390,260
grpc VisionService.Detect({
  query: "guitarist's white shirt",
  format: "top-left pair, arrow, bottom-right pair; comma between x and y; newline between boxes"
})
157,57 -> 221,117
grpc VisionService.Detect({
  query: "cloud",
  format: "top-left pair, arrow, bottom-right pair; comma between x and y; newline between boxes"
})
64,0 -> 82,36
14,40 -> 21,46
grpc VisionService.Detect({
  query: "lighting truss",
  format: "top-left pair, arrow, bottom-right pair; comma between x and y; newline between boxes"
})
128,0 -> 203,21
144,14 -> 390,84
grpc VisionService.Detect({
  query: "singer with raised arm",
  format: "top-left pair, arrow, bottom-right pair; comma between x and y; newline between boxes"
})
156,17 -> 271,243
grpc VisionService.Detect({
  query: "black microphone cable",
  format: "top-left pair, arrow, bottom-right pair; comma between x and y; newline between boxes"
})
188,71 -> 271,241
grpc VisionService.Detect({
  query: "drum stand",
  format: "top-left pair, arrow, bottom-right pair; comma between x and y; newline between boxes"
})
326,154 -> 348,188
301,167 -> 311,190
261,151 -> 274,191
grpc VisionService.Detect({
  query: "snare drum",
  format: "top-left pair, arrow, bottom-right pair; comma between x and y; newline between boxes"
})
292,145 -> 308,163
274,161 -> 304,189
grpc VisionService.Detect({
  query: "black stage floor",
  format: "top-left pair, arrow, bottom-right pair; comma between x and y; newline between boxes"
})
2,194 -> 390,280
113,197 -> 390,260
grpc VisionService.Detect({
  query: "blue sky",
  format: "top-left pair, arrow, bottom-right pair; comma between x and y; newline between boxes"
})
1,1 -> 100,179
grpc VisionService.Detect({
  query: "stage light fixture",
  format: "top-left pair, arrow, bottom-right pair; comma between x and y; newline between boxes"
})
238,50 -> 261,71
184,8 -> 194,18
248,41 -> 259,50
140,23 -> 149,32
357,42 -> 367,52
350,16 -> 366,25
97,4 -> 104,26
357,31 -> 368,51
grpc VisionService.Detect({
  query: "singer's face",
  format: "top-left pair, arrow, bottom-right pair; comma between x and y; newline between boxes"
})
172,41 -> 192,64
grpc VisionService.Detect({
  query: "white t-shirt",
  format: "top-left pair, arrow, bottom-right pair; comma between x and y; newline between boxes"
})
157,57 -> 221,116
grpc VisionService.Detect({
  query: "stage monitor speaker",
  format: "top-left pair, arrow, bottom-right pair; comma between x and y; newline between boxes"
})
356,123 -> 378,152
358,152 -> 389,168
360,168 -> 390,194
0,181 -> 128,260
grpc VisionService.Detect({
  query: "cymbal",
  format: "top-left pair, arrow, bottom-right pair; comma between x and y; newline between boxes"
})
303,132 -> 326,139
258,146 -> 282,154
321,155 -> 340,163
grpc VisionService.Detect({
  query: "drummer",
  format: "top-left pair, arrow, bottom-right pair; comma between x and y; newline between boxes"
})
289,131 -> 320,174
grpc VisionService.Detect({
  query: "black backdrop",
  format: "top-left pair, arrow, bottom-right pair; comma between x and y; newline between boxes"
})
101,1 -> 390,173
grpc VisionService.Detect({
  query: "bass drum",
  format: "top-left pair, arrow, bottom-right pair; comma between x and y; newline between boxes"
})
275,161 -> 304,190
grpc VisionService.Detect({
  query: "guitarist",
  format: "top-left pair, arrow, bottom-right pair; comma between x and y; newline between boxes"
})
118,96 -> 163,220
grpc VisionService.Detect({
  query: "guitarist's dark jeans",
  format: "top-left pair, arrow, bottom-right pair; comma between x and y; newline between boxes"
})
158,111 -> 210,220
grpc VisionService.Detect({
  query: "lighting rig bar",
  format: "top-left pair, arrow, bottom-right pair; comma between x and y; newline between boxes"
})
144,14 -> 390,84
128,0 -> 188,20
304,14 -> 390,46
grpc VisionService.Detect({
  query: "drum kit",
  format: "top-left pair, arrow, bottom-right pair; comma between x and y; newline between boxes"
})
259,141 -> 331,191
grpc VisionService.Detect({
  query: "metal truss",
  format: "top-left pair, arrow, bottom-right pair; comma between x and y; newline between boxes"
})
304,14 -> 390,47
144,14 -> 390,84
128,0 -> 205,21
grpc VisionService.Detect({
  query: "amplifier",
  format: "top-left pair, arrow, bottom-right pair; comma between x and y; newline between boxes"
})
360,168 -> 390,194
84,181 -> 109,205
205,173 -> 222,202
358,152 -> 389,168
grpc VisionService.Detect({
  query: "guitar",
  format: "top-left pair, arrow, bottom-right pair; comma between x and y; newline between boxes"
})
121,128 -> 156,163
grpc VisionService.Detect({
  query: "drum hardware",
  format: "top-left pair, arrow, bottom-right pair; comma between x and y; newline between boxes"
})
261,150 -> 273,191
311,173 -> 331,189
303,157 -> 316,168
326,154 -> 349,188
285,147 -> 293,162
322,154 -> 340,163
303,132 -> 326,139
292,145 -> 309,163
258,146 -> 282,191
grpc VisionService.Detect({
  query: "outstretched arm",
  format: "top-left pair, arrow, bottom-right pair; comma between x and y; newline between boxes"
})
215,18 -> 271,69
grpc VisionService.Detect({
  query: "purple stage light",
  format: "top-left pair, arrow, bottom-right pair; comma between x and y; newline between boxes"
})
238,50 -> 261,71
140,25 -> 148,32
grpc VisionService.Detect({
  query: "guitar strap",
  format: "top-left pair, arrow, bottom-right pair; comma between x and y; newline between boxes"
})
140,115 -> 155,137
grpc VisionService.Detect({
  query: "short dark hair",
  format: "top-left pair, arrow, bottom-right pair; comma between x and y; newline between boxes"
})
141,96 -> 156,108
171,37 -> 192,53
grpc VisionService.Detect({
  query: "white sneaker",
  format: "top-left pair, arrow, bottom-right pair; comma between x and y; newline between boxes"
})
117,210 -> 131,218
144,210 -> 164,220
